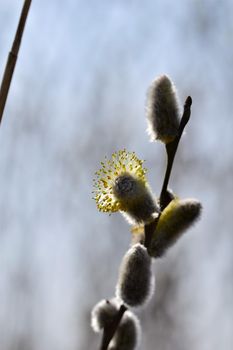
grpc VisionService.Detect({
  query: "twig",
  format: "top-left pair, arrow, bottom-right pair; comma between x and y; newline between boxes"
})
99,304 -> 127,350
144,217 -> 160,249
0,0 -> 32,124
159,96 -> 192,210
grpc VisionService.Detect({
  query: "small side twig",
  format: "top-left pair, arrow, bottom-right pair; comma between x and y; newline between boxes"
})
99,304 -> 127,350
0,0 -> 32,124
160,96 -> 192,210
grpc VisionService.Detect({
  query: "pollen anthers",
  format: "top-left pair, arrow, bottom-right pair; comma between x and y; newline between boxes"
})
93,150 -> 147,213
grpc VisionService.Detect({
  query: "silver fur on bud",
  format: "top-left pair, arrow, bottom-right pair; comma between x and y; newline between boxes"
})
116,243 -> 155,307
146,75 -> 180,143
109,311 -> 141,350
113,174 -> 159,224
149,198 -> 202,258
91,298 -> 119,332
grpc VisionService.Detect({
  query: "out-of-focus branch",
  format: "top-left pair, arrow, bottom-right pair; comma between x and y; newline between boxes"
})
99,304 -> 127,350
0,0 -> 32,124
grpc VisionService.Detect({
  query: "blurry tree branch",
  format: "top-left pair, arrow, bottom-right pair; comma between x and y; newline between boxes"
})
0,0 -> 32,124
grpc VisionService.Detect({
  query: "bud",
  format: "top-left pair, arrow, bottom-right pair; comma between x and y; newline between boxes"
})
114,174 -> 159,224
149,198 -> 202,258
146,75 -> 180,143
109,311 -> 141,350
93,150 -> 159,224
116,243 -> 155,307
91,298 -> 119,332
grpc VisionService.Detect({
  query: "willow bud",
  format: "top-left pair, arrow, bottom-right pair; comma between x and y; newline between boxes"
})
146,75 -> 180,143
93,149 -> 159,224
91,298 -> 119,332
149,198 -> 202,257
113,174 -> 159,224
116,243 -> 155,307
109,311 -> 141,350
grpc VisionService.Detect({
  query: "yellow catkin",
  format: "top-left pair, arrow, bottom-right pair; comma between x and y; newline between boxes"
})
93,150 -> 159,224
149,198 -> 202,257
93,150 -> 147,213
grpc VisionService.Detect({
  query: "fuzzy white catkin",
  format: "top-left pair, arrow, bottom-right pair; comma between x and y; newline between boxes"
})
116,243 -> 155,307
149,198 -> 202,258
113,174 -> 159,225
109,311 -> 141,350
91,298 -> 119,332
146,75 -> 180,143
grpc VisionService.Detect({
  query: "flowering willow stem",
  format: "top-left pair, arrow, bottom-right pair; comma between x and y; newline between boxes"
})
160,96 -> 192,211
144,96 -> 192,251
0,0 -> 32,124
99,304 -> 127,350
99,96 -> 192,349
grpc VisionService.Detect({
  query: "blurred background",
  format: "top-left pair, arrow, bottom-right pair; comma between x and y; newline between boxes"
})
0,0 -> 233,349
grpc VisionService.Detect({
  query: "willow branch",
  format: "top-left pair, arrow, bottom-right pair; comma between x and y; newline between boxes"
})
144,216 -> 160,249
99,96 -> 192,349
0,0 -> 32,124
144,96 -> 192,249
160,96 -> 192,210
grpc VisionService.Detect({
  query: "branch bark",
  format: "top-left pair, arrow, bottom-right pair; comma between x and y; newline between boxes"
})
159,96 -> 192,210
0,0 -> 32,124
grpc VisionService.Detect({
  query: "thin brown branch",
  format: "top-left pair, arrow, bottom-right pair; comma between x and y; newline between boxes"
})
99,304 -> 127,350
144,216 -> 160,249
0,0 -> 32,124
159,96 -> 192,210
